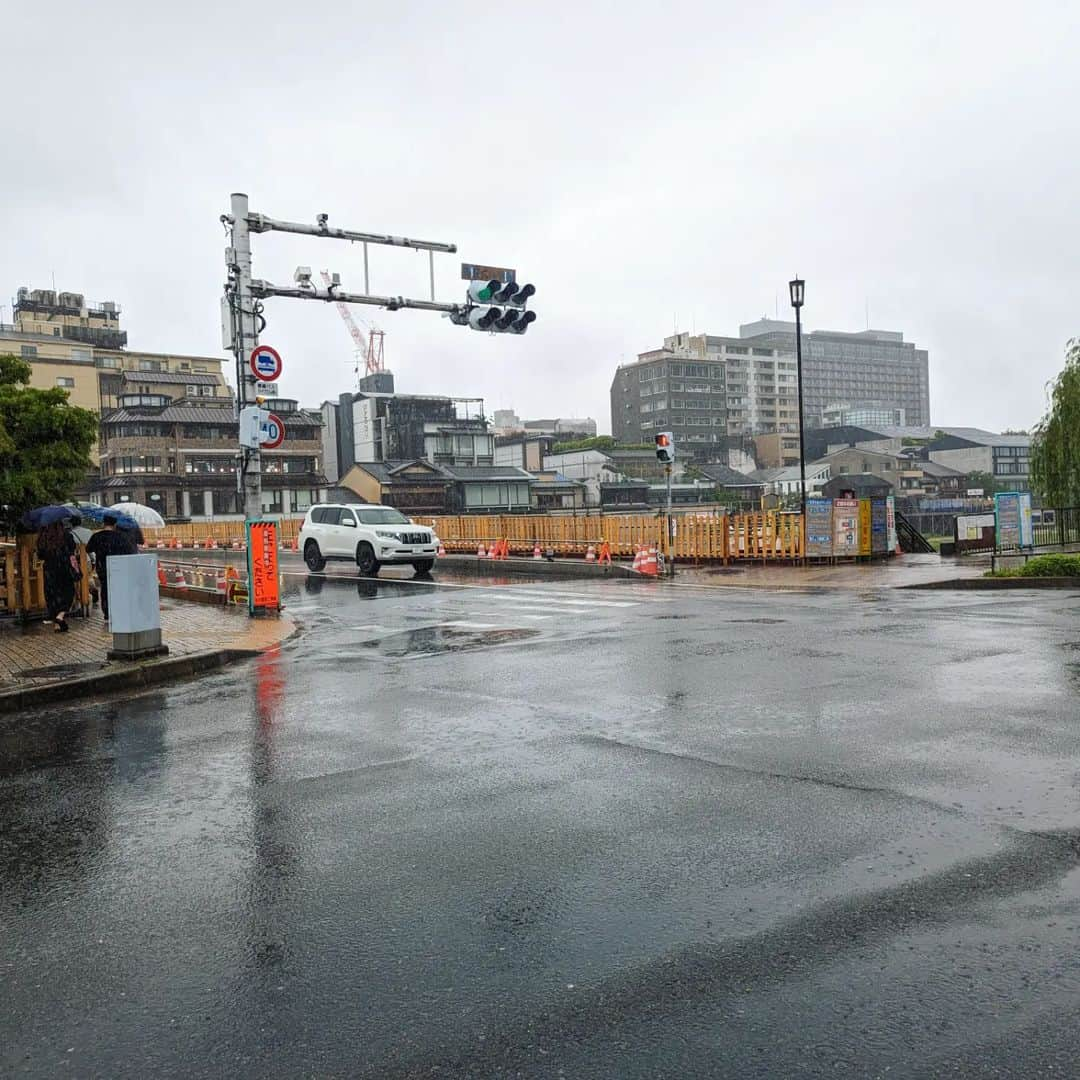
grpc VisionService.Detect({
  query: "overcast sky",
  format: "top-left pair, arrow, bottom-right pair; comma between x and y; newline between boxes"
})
5,1 -> 1078,433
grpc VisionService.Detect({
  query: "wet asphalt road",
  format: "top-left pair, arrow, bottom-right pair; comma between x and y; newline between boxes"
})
4,567 -> 1080,1078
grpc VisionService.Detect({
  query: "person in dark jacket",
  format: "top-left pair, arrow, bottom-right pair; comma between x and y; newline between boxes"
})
36,521 -> 78,632
86,514 -> 136,621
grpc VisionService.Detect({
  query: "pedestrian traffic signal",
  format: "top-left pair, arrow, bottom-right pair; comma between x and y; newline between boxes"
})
461,279 -> 537,333
655,431 -> 675,463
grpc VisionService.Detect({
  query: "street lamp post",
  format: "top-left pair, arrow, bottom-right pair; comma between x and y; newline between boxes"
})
789,277 -> 807,530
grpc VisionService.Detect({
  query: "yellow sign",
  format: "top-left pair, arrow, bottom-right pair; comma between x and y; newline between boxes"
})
247,521 -> 280,612
858,500 -> 872,556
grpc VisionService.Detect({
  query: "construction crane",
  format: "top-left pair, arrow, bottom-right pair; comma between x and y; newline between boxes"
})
320,269 -> 385,383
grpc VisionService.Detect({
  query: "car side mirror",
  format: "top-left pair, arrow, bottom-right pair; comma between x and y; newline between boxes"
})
342,518 -> 356,527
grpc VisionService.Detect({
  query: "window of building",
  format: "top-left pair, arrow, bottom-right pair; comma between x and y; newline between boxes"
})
70,347 -> 92,363
98,355 -> 121,369
212,489 -> 237,515
21,345 -> 37,358
138,359 -> 163,372
114,455 -> 164,474
56,376 -> 75,387
726,346 -> 748,355
184,457 -> 236,474
194,365 -> 207,373
52,328 -> 61,337
187,385 -> 198,396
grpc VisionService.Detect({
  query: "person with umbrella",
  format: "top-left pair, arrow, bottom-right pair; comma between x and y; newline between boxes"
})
85,513 -> 137,622
28,509 -> 81,632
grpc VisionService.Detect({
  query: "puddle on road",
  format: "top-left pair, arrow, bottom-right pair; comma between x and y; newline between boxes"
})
726,617 -> 786,625
19,661 -> 108,679
358,625 -> 540,660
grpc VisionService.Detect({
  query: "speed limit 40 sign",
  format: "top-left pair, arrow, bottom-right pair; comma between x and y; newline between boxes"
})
259,412 -> 286,450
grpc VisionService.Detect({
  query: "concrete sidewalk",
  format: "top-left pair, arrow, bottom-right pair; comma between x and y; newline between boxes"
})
0,597 -> 293,712
669,552 -> 992,589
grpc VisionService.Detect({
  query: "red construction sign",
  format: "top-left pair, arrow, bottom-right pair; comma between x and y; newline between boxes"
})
246,521 -> 280,613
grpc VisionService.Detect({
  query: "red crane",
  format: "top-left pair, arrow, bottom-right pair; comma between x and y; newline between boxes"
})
320,270 -> 385,380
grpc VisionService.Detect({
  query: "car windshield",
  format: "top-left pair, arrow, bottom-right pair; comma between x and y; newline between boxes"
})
356,507 -> 411,526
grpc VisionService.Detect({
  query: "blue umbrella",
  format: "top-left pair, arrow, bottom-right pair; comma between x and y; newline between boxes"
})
77,503 -> 138,530
20,505 -> 82,530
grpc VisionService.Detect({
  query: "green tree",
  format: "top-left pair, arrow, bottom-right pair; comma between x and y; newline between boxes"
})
964,470 -> 1011,496
1030,339 -> 1080,506
0,354 -> 98,533
551,435 -> 618,454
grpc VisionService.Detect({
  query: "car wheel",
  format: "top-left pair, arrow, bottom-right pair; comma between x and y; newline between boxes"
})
304,540 -> 326,572
356,542 -> 381,577
412,559 -> 435,575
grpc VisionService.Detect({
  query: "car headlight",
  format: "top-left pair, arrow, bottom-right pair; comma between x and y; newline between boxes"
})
375,530 -> 400,539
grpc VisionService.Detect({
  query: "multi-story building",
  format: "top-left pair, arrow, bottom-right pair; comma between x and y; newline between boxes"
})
614,318 -> 930,448
732,319 -> 929,428
324,372 -> 494,480
927,432 -> 1031,490
610,349 -> 729,449
3,284 -> 323,518
97,395 -> 324,519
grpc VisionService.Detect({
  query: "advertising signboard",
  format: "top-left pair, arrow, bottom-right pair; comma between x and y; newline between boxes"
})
833,498 -> 859,556
858,499 -> 873,556
995,492 -> 1032,549
885,495 -> 897,554
246,520 -> 280,614
805,498 -> 833,558
870,498 -> 888,554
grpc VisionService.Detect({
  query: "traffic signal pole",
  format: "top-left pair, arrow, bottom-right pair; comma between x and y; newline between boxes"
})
665,462 -> 674,576
222,197 -> 537,520
228,193 -> 262,522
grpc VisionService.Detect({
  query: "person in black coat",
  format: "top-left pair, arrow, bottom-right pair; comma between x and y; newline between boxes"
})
86,514 -> 136,621
36,521 -> 78,632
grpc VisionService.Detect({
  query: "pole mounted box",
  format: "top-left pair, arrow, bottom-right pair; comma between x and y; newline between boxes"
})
239,405 -> 269,449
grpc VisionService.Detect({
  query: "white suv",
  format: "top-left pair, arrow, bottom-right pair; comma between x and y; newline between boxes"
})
299,504 -> 439,577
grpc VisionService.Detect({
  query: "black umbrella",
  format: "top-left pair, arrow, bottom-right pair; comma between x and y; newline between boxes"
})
20,505 -> 82,530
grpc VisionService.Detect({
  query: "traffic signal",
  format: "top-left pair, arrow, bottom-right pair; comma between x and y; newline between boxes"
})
655,431 -> 675,464
461,279 -> 537,334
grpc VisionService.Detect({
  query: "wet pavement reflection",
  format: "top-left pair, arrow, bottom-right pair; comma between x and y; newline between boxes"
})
3,580 -> 1080,1078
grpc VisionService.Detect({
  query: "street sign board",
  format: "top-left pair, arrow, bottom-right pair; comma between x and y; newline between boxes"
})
246,521 -> 280,614
249,344 -> 283,383
259,412 -> 285,450
461,263 -> 516,284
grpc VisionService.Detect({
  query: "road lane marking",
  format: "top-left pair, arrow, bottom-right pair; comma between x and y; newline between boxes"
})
482,593 -> 639,608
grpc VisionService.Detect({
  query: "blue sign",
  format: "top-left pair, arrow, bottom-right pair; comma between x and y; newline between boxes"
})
248,345 -> 282,383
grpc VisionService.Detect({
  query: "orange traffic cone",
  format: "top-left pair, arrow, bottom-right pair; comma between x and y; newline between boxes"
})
477,542 -> 486,558
215,569 -> 228,598
533,542 -> 542,560
438,542 -> 446,557
157,564 -> 167,587
631,545 -> 644,572
173,567 -> 187,588
487,542 -> 497,559
641,546 -> 659,577
204,536 -> 213,550
585,544 -> 596,562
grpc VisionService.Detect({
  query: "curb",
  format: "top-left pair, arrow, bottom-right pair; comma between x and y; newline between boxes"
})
438,556 -> 639,579
899,577 -> 1080,590
0,648 -> 262,716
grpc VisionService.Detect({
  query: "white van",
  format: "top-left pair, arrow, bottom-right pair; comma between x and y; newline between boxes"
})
298,504 -> 439,577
